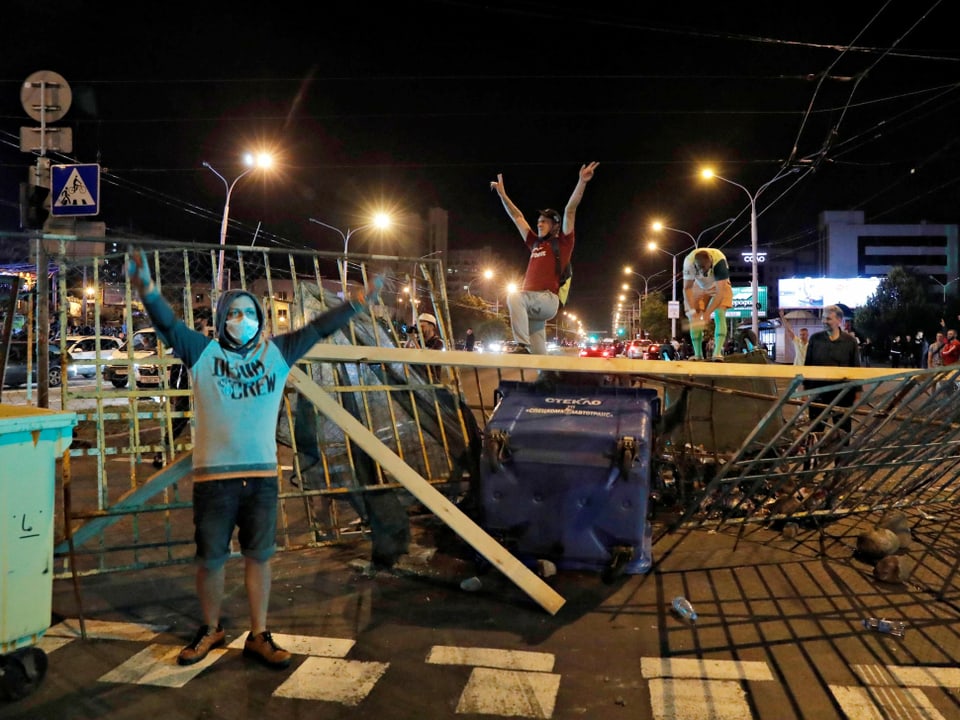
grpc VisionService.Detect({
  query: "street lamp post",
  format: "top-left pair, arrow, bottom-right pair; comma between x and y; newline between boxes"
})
83,285 -> 95,327
648,217 -> 736,339
466,268 -> 494,296
308,213 -> 391,291
930,275 -> 960,304
620,288 -> 641,337
622,268 -> 664,339
204,153 -> 274,293
700,168 -> 797,339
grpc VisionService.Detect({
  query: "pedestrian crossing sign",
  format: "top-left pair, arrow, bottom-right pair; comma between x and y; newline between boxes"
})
51,163 -> 100,217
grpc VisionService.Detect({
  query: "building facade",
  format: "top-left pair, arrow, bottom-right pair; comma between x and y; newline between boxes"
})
820,210 -> 959,300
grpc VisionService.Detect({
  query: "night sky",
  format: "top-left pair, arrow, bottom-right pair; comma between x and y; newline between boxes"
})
2,0 -> 958,329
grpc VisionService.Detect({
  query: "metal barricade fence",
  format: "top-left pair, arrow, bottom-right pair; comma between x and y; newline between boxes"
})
5,230 -> 960,592
655,365 -> 960,533
1,232 -> 472,577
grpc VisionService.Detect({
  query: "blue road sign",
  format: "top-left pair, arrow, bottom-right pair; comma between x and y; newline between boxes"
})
51,163 -> 100,217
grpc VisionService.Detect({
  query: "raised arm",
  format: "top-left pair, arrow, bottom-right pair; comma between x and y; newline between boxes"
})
490,173 -> 531,240
779,309 -> 796,340
563,161 -> 599,234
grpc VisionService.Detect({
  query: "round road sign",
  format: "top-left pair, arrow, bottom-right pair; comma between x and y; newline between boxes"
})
21,70 -> 71,123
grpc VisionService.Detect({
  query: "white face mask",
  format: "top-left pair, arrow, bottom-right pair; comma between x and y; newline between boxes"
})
226,316 -> 259,345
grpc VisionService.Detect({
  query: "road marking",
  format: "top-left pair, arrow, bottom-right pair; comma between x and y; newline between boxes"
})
455,667 -> 560,718
830,684 -> 947,720
641,657 -> 774,681
47,618 -> 167,641
273,657 -> 388,705
35,635 -> 72,653
226,632 -> 355,657
427,645 -> 555,672
99,644 -> 227,688
853,663 -> 960,688
648,678 -> 751,720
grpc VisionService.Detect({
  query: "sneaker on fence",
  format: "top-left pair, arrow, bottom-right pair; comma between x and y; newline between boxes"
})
243,630 -> 292,668
177,624 -> 225,665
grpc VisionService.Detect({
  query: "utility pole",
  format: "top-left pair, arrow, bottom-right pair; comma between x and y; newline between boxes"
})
20,71 -> 72,406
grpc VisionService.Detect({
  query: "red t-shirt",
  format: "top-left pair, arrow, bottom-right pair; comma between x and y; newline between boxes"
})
522,230 -> 574,293
941,338 -> 960,365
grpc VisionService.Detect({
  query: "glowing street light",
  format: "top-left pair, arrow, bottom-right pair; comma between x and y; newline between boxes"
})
700,167 -> 797,338
204,152 -> 274,293
648,217 -> 736,338
467,268 -> 494,295
309,212 -> 392,289
309,212 -> 392,257
622,267 -> 664,296
621,268 -> 664,339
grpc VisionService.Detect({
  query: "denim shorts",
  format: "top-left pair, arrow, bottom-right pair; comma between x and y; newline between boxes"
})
192,477 -> 278,568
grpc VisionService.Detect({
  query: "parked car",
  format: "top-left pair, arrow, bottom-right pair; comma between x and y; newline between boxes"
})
625,339 -> 652,359
2,341 -> 76,388
64,335 -> 124,377
104,328 -> 162,388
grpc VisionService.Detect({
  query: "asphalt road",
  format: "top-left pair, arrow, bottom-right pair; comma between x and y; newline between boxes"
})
3,352 -> 958,719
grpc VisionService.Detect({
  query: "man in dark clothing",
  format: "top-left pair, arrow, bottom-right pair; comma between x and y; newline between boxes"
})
804,304 -> 861,436
417,312 -> 444,382
464,328 -> 475,352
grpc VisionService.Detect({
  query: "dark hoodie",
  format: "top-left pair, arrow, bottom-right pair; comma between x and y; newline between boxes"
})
141,286 -> 359,481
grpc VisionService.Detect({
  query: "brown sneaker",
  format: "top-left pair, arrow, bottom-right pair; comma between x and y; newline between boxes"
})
243,630 -> 291,668
177,624 -> 225,665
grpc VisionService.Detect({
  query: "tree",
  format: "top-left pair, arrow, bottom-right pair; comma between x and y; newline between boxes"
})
855,266 -> 939,357
448,292 -> 509,346
640,292 -> 671,341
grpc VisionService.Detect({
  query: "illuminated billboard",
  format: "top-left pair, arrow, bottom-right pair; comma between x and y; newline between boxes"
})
727,286 -> 768,319
778,277 -> 881,309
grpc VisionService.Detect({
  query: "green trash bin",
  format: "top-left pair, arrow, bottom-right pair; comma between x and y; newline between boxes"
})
0,404 -> 76,701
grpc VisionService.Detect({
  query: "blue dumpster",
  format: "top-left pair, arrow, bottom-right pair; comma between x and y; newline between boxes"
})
480,381 -> 659,581
0,404 -> 76,701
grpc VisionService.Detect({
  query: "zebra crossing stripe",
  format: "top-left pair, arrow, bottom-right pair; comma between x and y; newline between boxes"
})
47,618 -> 167,641
830,684 -> 947,720
853,664 -> 960,688
427,645 -> 555,672
455,667 -> 561,719
99,644 -> 228,688
273,657 -> 389,705
225,633 -> 355,657
648,678 -> 751,720
641,657 -> 774,681
36,636 -> 73,654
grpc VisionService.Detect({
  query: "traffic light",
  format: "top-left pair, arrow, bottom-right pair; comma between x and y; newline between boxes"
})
19,182 -> 49,230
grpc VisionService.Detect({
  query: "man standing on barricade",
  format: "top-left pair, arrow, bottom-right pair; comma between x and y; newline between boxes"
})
490,162 -> 598,355
682,247 -> 733,361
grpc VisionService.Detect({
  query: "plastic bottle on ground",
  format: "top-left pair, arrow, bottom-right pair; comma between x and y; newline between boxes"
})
672,596 -> 698,622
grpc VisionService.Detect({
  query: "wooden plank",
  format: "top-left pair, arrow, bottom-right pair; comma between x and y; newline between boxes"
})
286,366 -> 566,616
299,344 -> 908,383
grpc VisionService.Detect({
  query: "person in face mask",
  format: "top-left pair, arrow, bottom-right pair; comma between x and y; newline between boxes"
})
126,248 -> 382,670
